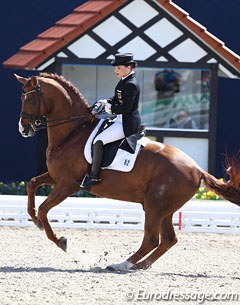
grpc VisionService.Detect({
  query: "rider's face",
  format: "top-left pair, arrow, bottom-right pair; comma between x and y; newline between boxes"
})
114,65 -> 132,78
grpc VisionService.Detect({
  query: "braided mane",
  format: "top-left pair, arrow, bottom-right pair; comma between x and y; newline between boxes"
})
39,72 -> 89,108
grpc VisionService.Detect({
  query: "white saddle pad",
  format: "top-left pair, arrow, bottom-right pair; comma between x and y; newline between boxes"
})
84,120 -> 149,172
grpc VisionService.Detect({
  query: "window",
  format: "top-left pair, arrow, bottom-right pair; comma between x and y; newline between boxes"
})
137,68 -> 210,130
62,65 -> 210,131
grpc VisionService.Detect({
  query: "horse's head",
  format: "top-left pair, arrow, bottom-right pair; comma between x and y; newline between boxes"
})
15,74 -> 47,137
15,72 -> 95,140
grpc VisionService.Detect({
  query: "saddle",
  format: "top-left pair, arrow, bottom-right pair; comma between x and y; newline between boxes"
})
84,119 -> 148,172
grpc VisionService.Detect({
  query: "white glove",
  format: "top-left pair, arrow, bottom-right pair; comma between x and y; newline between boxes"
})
97,99 -> 108,104
92,99 -> 111,115
105,102 -> 112,113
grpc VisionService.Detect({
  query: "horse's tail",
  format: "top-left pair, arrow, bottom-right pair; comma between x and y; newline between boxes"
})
201,153 -> 240,207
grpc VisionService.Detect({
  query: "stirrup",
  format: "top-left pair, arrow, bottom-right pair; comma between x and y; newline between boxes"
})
80,173 -> 101,188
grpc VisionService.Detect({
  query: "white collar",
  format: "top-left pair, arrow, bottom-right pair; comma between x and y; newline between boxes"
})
121,71 -> 134,80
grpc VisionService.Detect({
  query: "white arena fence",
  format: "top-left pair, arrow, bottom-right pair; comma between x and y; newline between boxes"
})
0,195 -> 239,234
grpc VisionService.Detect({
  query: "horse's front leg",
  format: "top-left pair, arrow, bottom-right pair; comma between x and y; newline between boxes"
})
37,182 -> 79,251
27,172 -> 54,226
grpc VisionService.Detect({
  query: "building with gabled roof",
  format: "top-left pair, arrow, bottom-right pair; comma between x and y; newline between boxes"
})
3,0 -> 240,77
2,0 -> 240,180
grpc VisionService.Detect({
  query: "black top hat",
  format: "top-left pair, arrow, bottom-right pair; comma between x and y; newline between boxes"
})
111,53 -> 137,67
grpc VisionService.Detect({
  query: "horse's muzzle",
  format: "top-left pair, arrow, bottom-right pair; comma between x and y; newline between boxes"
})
18,119 -> 35,138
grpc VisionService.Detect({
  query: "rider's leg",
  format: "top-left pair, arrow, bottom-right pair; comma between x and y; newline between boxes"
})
81,121 -> 124,187
88,140 -> 104,181
80,140 -> 104,187
94,120 -> 125,145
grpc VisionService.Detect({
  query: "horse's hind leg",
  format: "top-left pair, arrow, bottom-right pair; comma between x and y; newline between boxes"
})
135,213 -> 177,270
27,172 -> 54,226
107,206 -> 161,271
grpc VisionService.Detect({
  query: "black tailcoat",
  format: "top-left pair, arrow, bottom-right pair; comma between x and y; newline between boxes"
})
108,73 -> 141,153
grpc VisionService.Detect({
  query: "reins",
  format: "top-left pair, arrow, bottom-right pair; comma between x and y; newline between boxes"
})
40,115 -> 90,130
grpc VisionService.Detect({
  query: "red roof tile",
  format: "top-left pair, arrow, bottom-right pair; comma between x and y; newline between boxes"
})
74,0 -> 122,16
3,0 -> 240,75
5,51 -> 48,70
56,12 -> 100,27
20,38 -> 64,53
3,0 -> 127,70
38,25 -> 80,40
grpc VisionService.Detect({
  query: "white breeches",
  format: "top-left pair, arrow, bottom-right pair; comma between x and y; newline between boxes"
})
93,121 -> 125,145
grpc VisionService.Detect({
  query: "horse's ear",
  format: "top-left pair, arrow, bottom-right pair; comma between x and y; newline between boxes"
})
14,74 -> 27,84
30,75 -> 39,88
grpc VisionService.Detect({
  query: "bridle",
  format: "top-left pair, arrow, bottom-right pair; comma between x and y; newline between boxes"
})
20,84 -> 91,131
21,84 -> 47,131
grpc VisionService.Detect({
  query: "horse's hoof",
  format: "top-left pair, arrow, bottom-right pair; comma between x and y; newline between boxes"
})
59,237 -> 67,252
106,266 -> 115,272
106,261 -> 136,272
135,262 -> 150,270
36,220 -> 44,230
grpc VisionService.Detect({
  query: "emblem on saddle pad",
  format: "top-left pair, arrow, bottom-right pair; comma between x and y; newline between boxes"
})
84,120 -> 149,172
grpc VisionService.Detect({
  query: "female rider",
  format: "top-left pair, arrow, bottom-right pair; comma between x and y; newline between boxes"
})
81,53 -> 141,187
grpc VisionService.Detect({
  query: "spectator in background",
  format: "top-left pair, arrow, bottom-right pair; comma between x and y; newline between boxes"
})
164,108 -> 198,129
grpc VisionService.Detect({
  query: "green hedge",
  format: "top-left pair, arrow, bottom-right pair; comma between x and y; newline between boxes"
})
0,181 -> 96,197
0,180 -> 222,200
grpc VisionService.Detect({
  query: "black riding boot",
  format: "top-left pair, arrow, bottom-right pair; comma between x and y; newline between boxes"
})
81,140 -> 104,187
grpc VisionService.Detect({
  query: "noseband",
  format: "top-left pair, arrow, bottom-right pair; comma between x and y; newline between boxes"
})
21,84 -> 90,131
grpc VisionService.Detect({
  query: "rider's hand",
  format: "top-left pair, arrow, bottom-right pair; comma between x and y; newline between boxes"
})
105,102 -> 112,113
91,99 -> 111,115
97,99 -> 108,104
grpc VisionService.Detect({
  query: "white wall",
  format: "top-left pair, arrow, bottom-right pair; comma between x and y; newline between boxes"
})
164,137 -> 209,170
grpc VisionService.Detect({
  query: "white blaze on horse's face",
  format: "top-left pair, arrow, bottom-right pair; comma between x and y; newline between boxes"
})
19,88 -> 39,138
18,119 -> 24,135
18,118 -> 31,137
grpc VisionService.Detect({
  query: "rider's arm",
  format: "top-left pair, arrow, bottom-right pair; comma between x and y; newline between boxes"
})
111,83 -> 138,114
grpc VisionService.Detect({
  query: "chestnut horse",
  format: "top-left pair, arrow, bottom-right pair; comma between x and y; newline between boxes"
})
15,73 -> 240,272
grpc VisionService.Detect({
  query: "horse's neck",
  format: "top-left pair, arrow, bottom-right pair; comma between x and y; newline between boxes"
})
46,99 -> 90,148
47,122 -> 80,148
47,117 -> 99,158
41,77 -> 93,149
